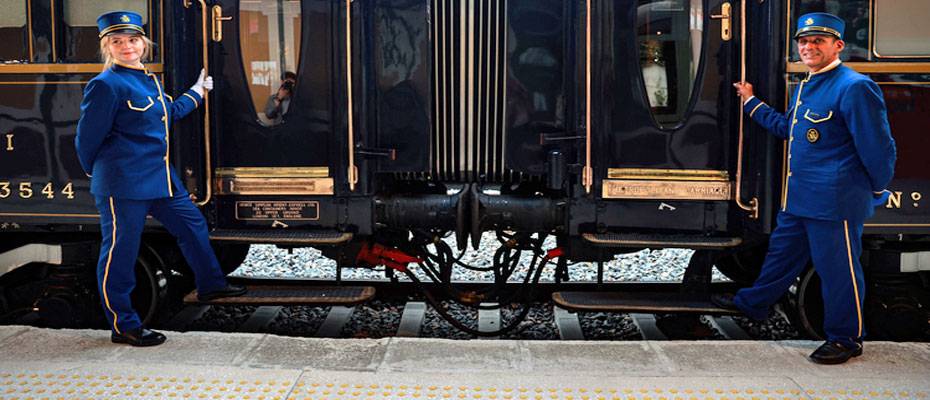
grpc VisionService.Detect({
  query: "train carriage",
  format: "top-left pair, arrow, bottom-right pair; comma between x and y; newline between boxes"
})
0,0 -> 928,339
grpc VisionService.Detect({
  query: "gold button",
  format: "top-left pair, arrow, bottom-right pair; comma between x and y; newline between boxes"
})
797,101 -> 802,105
790,136 -> 794,142
793,119 -> 798,124
163,156 -> 168,161
161,116 -> 166,122
787,172 -> 793,177
157,96 -> 162,101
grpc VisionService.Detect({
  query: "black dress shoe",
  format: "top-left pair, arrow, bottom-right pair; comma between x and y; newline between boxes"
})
710,293 -> 740,311
197,284 -> 247,301
111,328 -> 166,347
809,341 -> 863,365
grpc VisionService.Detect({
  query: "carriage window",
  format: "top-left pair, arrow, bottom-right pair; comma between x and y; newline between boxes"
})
874,0 -> 930,57
0,1 -> 28,62
636,0 -> 702,128
789,0 -> 869,61
240,0 -> 302,126
61,0 -> 152,63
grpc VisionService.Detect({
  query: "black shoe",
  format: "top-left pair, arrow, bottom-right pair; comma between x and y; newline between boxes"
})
111,328 -> 166,347
197,284 -> 247,301
809,341 -> 863,365
710,293 -> 740,311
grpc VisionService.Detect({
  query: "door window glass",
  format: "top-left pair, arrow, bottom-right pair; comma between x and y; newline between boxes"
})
0,1 -> 28,62
874,0 -> 930,57
789,0 -> 869,61
636,0 -> 703,128
240,0 -> 302,126
61,0 -> 152,63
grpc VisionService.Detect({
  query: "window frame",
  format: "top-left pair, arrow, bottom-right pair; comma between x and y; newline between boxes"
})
0,0 -> 164,74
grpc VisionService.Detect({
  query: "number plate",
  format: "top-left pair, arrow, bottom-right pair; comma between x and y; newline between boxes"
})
235,201 -> 320,220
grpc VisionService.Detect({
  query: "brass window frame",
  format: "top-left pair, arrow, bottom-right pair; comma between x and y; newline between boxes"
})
9,0 -> 164,67
872,0 -> 930,59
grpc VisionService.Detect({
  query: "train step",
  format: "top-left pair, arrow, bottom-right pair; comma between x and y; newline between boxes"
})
183,285 -> 375,306
551,291 -> 741,315
581,233 -> 742,249
209,229 -> 353,244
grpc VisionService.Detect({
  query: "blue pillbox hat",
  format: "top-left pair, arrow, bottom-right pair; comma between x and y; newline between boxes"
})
97,11 -> 145,38
794,12 -> 845,40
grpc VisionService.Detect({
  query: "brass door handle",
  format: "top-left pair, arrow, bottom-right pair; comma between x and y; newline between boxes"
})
212,5 -> 233,42
711,2 -> 732,41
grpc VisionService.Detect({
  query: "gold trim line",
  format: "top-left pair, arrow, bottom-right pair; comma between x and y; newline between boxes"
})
843,220 -> 864,338
606,168 -> 729,182
785,62 -> 930,74
103,197 -> 120,334
151,74 -> 173,197
215,167 -> 330,178
0,213 -> 100,218
0,64 -> 165,74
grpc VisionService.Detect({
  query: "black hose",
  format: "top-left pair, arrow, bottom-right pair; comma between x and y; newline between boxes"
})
401,239 -> 558,337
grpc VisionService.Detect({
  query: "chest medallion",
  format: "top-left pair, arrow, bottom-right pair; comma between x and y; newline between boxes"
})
806,128 -> 820,143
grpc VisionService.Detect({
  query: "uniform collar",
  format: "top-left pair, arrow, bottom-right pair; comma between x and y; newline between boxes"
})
809,58 -> 842,76
112,61 -> 149,74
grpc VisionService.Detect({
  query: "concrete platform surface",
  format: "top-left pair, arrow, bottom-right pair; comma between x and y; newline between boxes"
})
0,326 -> 927,400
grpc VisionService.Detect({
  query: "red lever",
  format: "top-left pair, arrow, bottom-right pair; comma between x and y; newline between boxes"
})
356,242 -> 421,272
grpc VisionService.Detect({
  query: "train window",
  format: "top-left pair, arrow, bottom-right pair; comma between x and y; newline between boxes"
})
240,0 -> 302,126
874,0 -> 930,57
61,1 -> 151,63
636,0 -> 702,128
789,0 -> 869,61
0,1 -> 28,62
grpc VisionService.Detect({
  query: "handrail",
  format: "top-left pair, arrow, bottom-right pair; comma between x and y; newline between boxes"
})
582,0 -> 593,194
345,0 -> 357,191
734,0 -> 759,219
194,0 -> 213,206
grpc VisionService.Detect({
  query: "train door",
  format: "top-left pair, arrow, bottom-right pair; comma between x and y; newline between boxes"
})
183,0 -> 344,230
594,0 -> 766,233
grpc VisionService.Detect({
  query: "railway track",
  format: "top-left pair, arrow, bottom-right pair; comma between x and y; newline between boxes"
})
157,296 -> 787,341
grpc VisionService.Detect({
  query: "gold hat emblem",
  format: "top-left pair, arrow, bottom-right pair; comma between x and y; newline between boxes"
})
806,128 -> 820,143
120,15 -> 131,23
805,17 -> 815,26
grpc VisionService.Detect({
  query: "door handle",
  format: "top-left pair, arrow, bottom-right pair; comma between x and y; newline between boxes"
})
212,5 -> 233,42
711,2 -> 732,41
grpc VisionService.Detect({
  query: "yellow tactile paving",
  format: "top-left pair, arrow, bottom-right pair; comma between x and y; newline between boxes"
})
0,372 -> 295,400
1,372 -> 927,400
282,381 -> 929,400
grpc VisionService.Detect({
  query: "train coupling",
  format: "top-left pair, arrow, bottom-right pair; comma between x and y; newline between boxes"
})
355,242 -> 422,272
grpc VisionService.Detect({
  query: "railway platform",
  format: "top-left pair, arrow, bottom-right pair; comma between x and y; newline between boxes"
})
0,325 -> 928,400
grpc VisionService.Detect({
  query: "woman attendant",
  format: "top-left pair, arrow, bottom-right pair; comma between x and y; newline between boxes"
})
75,11 -> 245,347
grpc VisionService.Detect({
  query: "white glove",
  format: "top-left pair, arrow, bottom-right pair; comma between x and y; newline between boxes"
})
191,69 -> 214,95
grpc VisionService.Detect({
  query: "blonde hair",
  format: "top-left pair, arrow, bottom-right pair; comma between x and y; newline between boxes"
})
99,34 -> 154,69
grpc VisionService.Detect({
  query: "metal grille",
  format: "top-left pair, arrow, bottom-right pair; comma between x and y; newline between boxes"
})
431,0 -> 508,182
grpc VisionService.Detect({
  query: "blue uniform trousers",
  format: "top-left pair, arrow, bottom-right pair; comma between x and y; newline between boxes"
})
733,212 -> 865,346
94,193 -> 228,334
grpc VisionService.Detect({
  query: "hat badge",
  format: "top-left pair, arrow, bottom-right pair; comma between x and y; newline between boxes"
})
805,17 -> 814,26
120,15 -> 131,23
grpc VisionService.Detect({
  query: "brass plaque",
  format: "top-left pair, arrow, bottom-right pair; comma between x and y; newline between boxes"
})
606,168 -> 729,181
216,177 -> 334,195
602,180 -> 732,200
235,201 -> 320,220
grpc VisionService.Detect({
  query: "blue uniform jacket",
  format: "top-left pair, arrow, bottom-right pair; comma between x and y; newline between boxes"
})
744,62 -> 896,222
76,63 -> 202,200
